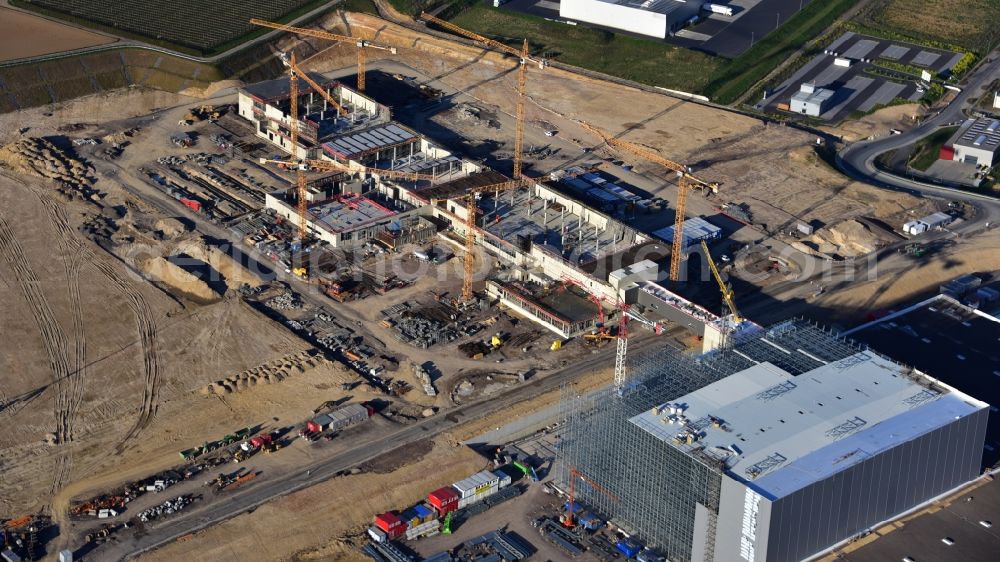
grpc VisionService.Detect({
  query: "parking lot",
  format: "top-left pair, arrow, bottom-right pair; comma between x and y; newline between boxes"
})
762,32 -> 964,122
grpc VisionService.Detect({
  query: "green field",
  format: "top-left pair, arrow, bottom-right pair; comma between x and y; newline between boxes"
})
448,6 -> 721,93
11,0 -> 336,56
852,0 -> 1000,54
909,126 -> 958,171
435,0 -> 854,104
702,0 -> 855,103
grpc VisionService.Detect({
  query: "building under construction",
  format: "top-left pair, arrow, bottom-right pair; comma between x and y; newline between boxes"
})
558,320 -> 988,562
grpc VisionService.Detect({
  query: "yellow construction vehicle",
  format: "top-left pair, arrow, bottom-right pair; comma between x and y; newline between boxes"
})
491,333 -> 504,348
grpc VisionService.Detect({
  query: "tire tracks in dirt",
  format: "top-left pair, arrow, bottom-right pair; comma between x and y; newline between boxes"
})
0,215 -> 74,498
34,196 -> 162,455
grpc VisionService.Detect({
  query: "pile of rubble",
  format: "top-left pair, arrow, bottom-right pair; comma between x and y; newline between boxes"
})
381,302 -> 462,349
0,137 -> 100,201
201,349 -> 331,395
137,495 -> 194,522
266,290 -> 303,310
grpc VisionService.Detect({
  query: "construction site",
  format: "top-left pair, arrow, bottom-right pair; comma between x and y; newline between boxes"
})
0,4 -> 998,562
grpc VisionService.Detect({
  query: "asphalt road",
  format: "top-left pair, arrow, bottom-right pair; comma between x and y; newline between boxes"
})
101,339 -> 652,561
837,53 -> 1000,210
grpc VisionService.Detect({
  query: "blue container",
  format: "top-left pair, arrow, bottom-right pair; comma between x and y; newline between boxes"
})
578,512 -> 602,531
616,538 -> 642,558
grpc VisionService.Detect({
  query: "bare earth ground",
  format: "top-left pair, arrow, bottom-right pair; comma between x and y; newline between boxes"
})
822,103 -> 925,143
312,13 -> 938,233
0,7 -> 116,62
0,170 -> 311,516
816,228 -> 1000,315
138,366 -> 612,562
0,8 -> 991,561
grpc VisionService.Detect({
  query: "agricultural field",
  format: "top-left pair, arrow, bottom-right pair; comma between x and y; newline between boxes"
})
11,0 -> 329,55
0,49 -> 222,113
852,0 -> 1000,54
0,7 -> 115,62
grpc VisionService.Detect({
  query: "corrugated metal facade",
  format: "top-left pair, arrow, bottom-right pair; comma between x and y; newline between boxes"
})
711,400 -> 988,562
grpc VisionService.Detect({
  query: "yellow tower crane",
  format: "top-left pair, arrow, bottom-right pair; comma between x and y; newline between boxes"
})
250,18 -> 398,91
580,122 -> 719,282
420,13 -> 546,179
435,178 -> 531,302
700,240 -> 742,323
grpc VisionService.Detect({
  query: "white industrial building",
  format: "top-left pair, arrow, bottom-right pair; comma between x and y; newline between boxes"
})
903,211 -> 952,236
789,82 -> 835,117
629,351 -> 988,562
947,117 -> 1000,168
559,0 -> 701,39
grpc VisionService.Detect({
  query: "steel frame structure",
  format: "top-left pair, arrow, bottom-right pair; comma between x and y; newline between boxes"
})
557,320 -> 865,560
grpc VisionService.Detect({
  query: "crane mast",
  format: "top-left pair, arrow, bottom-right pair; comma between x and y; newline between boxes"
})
250,18 -> 397,92
580,122 -> 718,282
421,13 -> 545,179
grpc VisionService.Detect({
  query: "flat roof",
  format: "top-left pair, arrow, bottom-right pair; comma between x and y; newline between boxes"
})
951,117 -> 1000,151
630,352 -> 987,499
578,241 -> 669,279
242,73 -> 336,103
652,216 -> 722,246
791,85 -> 836,106
308,194 -> 396,233
321,123 -> 418,160
845,295 -> 1000,466
590,0 -> 691,16
416,170 -> 511,201
834,475 -> 1000,562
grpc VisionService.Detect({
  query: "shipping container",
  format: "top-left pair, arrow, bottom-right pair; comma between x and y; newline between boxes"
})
452,470 -> 501,499
374,511 -> 406,539
428,486 -> 460,515
457,485 -> 498,509
325,403 -> 372,431
250,434 -> 272,449
493,469 -> 512,489
617,538 -> 643,558
413,504 -> 435,523
401,508 -> 421,529
367,526 -> 388,543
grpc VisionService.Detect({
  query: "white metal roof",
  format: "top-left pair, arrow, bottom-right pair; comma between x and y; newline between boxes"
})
652,216 -> 721,246
630,352 -> 987,499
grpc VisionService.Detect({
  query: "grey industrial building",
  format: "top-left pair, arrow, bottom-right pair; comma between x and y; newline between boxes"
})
559,320 -> 988,562
947,117 -> 1000,167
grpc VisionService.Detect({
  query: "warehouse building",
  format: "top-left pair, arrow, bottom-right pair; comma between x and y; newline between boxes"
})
559,0 -> 701,39
559,321 -> 988,562
789,82 -> 835,117
946,117 -> 1000,167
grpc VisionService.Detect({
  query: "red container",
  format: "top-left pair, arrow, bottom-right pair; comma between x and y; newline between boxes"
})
250,434 -> 272,448
428,487 -> 460,516
180,198 -> 202,212
940,145 -> 955,160
306,421 -> 322,434
364,403 -> 375,417
374,512 -> 405,538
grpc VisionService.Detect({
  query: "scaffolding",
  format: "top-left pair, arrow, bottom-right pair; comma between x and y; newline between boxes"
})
557,319 -> 865,561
